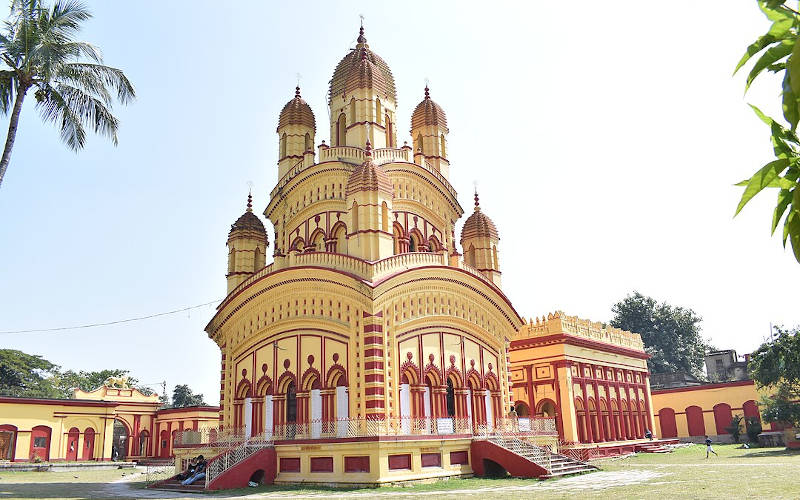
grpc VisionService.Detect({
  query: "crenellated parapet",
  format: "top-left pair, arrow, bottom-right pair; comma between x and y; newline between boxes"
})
515,310 -> 645,351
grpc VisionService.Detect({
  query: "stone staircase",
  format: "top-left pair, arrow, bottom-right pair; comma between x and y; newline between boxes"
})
634,440 -> 674,454
148,479 -> 206,493
487,437 -> 597,479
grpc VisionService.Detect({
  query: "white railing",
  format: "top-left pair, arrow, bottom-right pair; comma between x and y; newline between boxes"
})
487,434 -> 552,472
176,416 -> 557,448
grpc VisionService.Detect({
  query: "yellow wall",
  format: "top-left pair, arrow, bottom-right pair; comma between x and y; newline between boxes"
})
651,381 -> 764,440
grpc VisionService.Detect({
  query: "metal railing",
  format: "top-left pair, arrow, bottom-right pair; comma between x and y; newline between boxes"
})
144,458 -> 175,486
204,435 -> 273,488
175,416 -> 557,448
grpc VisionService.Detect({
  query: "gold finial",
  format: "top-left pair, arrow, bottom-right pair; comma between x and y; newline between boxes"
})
357,15 -> 367,44
246,181 -> 254,212
473,182 -> 481,211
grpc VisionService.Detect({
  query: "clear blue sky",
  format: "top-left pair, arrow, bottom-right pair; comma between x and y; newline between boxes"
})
1,1 -> 798,404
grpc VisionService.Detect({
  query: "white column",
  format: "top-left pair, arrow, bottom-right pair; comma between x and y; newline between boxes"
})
264,395 -> 273,438
466,389 -> 473,432
336,386 -> 349,438
399,384 -> 411,435
424,386 -> 432,433
311,389 -> 322,438
244,397 -> 252,439
485,390 -> 493,432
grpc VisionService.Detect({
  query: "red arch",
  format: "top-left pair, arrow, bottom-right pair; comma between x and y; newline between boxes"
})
30,425 -> 51,461
658,408 -> 678,438
66,427 -> 80,461
256,374 -> 273,396
686,405 -> 705,437
82,427 -> 95,461
0,424 -> 18,461
743,400 -> 760,422
325,364 -> 347,388
300,366 -> 321,391
713,403 -> 733,435
276,371 -> 297,394
235,379 -> 253,399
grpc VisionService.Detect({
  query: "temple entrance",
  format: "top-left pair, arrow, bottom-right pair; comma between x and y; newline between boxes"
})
286,382 -> 297,439
112,420 -> 128,461
66,427 -> 79,461
446,379 -> 455,417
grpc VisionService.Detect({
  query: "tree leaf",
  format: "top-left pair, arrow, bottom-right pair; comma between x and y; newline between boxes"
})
773,189 -> 793,234
746,39 -> 795,92
735,34 -> 777,75
735,158 -> 791,216
783,70 -> 800,130
791,191 -> 800,262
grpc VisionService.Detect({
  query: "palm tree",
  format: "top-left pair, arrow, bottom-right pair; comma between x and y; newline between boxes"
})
0,0 -> 134,188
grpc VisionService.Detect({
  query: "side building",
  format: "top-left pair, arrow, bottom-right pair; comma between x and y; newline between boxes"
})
0,385 -> 218,462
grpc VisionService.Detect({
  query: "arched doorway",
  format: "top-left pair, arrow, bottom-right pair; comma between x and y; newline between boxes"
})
112,420 -> 128,461
446,378 -> 456,417
658,408 -> 678,438
515,401 -> 530,417
159,430 -> 169,458
743,400 -> 760,423
286,381 -> 297,438
138,430 -> 150,457
0,425 -> 17,461
66,427 -> 80,461
82,428 -> 95,461
30,425 -> 51,462
713,403 -> 733,435
686,405 -> 705,437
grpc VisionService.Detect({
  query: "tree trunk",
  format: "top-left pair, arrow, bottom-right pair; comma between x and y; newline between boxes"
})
0,84 -> 28,189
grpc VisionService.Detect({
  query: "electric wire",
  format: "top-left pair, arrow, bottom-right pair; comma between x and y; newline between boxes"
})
0,299 -> 221,335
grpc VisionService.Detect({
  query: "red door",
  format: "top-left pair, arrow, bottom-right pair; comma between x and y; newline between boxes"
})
658,408 -> 678,438
159,430 -> 169,458
82,428 -> 95,460
713,403 -> 733,435
65,428 -> 79,461
29,426 -> 51,461
686,406 -> 705,436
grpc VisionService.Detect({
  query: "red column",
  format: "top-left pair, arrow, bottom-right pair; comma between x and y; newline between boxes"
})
580,381 -> 593,443
606,383 -> 617,441
592,381 -> 605,442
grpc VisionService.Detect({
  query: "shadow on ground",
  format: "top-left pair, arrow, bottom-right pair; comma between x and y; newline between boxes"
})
729,447 -> 800,459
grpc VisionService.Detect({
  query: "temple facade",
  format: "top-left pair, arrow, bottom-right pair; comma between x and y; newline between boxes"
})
195,25 -> 659,487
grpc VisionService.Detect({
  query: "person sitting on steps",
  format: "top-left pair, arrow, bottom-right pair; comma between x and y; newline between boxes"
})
181,455 -> 207,485
176,457 -> 197,481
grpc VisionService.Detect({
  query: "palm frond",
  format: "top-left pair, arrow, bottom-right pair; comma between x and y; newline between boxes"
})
36,82 -> 86,150
56,82 -> 118,145
0,70 -> 17,114
60,62 -> 134,104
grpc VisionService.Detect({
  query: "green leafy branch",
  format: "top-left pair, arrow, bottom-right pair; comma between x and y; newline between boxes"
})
734,0 -> 800,263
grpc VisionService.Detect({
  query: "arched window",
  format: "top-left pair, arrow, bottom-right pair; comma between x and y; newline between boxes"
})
393,224 -> 403,255
138,430 -> 150,456
381,202 -> 389,232
743,400 -> 760,423
310,230 -> 325,252
228,248 -> 235,273
349,98 -> 356,125
254,247 -> 263,270
416,133 -> 423,153
351,202 -> 359,232
304,132 -> 312,152
375,98 -> 382,124
286,382 -> 297,424
440,134 -> 446,157
515,401 -> 530,417
492,245 -> 499,269
446,378 -> 455,417
279,133 -> 287,158
467,244 -> 476,268
336,113 -> 346,146
409,234 -> 417,252
386,114 -> 393,147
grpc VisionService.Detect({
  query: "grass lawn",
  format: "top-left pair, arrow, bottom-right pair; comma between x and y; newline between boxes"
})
0,444 -> 798,499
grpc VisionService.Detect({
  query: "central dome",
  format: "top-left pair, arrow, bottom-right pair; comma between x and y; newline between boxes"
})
329,26 -> 397,104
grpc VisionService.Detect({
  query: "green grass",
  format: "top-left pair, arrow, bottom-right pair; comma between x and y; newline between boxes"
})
0,445 -> 798,499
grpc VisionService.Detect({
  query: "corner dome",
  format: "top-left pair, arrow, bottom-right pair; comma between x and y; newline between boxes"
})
461,192 -> 499,241
329,26 -> 397,104
411,86 -> 448,131
346,142 -> 393,197
277,86 -> 316,132
230,194 -> 268,237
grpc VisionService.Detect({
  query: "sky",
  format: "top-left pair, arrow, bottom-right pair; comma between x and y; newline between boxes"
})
1,1 -> 798,405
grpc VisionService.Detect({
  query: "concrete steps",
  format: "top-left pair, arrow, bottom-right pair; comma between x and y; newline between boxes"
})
488,437 -> 598,479
148,479 -> 206,493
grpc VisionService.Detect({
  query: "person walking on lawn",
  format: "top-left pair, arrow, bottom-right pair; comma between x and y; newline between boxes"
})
705,435 -> 718,458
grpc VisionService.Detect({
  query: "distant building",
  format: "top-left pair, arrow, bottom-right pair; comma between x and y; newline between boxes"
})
705,350 -> 750,383
650,372 -> 702,390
